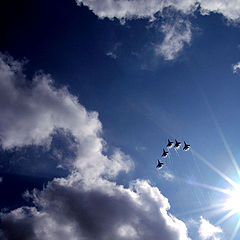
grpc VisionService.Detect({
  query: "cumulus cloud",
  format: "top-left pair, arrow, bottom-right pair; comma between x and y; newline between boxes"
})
0,53 -> 100,150
76,0 -> 240,22
199,0 -> 240,21
0,53 -> 132,179
198,216 -> 222,240
76,0 -> 196,20
0,53 -> 191,239
233,61 -> 240,74
1,179 -> 191,240
155,18 -> 191,60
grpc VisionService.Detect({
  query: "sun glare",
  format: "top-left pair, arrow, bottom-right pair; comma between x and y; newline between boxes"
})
189,151 -> 240,239
225,188 -> 240,213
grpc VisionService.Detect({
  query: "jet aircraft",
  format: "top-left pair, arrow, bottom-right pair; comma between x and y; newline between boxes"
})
174,139 -> 181,149
167,139 -> 174,148
183,141 -> 190,151
156,159 -> 164,169
162,148 -> 168,158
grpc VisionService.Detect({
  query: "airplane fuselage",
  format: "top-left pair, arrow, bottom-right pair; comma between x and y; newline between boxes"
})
162,152 -> 168,158
157,163 -> 163,169
183,146 -> 190,151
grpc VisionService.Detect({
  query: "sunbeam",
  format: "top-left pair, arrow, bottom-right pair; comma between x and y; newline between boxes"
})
185,148 -> 240,239
198,86 -> 240,178
177,203 -> 226,217
191,149 -> 238,188
207,105 -> 240,179
216,210 -> 236,225
230,219 -> 240,240
187,180 -> 231,195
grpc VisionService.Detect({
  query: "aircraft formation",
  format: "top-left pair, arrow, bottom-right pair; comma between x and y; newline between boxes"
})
156,139 -> 190,169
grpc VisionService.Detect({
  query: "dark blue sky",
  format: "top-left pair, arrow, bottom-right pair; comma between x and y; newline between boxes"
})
1,0 -> 240,239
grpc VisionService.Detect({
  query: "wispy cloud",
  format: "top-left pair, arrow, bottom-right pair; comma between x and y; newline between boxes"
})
106,51 -> 117,59
106,42 -> 121,59
198,216 -> 223,240
135,146 -> 147,152
161,171 -> 175,181
233,61 -> 240,74
154,18 -> 191,60
0,53 -> 191,240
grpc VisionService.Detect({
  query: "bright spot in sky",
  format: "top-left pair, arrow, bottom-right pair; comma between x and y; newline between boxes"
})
118,225 -> 137,238
225,186 -> 240,213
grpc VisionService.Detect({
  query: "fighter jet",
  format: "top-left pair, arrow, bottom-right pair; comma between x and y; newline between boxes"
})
167,139 -> 174,149
183,141 -> 190,151
174,139 -> 181,149
162,148 -> 168,158
156,159 -> 164,169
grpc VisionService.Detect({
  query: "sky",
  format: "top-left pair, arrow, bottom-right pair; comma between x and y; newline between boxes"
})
1,0 -> 240,239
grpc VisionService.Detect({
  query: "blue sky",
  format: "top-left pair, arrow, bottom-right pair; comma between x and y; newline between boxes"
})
1,0 -> 240,239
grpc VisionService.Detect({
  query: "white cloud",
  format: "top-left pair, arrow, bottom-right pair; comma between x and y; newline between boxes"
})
106,42 -> 121,59
106,51 -> 117,59
233,61 -> 240,74
76,0 -> 197,20
199,0 -> 240,21
76,0 -> 240,22
76,0 -> 240,61
1,179 -> 191,240
198,216 -> 222,240
0,53 -> 100,150
161,171 -> 175,181
0,53 -> 191,240
155,19 -> 192,60
76,0 -> 195,60
0,53 -> 133,178
135,146 -> 146,151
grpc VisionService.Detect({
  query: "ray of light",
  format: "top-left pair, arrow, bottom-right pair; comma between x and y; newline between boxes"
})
187,180 -> 231,195
191,149 -> 238,188
230,218 -> 240,240
198,86 -> 240,178
208,107 -> 240,178
216,209 -> 236,225
190,149 -> 214,206
177,202 -> 226,216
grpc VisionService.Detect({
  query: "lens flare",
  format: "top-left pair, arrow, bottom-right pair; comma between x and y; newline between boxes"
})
225,187 -> 240,213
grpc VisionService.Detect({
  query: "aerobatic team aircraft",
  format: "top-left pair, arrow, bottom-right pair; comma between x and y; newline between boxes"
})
174,139 -> 181,149
167,139 -> 174,148
161,149 -> 168,158
183,141 -> 190,151
156,159 -> 164,169
156,139 -> 190,170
